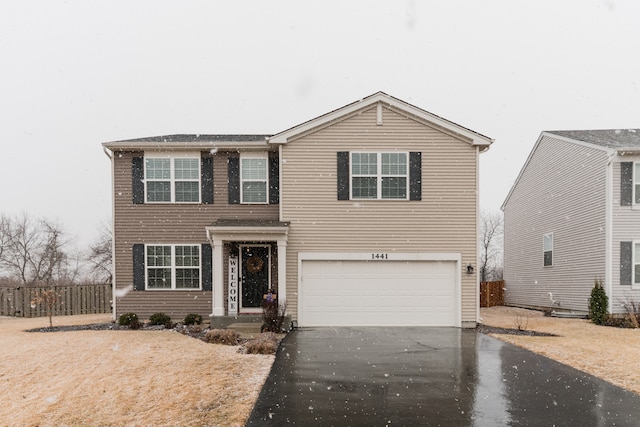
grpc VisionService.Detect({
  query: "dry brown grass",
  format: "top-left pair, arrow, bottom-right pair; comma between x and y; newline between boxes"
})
0,314 -> 274,427
481,306 -> 640,395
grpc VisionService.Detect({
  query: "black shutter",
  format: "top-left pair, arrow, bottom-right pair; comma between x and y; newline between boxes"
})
132,244 -> 145,291
132,157 -> 144,204
201,156 -> 213,204
228,156 -> 240,204
620,241 -> 633,285
269,154 -> 279,205
621,162 -> 633,206
409,152 -> 422,201
337,152 -> 350,200
201,243 -> 212,291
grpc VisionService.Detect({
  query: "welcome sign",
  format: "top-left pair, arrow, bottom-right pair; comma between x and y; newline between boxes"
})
228,255 -> 238,315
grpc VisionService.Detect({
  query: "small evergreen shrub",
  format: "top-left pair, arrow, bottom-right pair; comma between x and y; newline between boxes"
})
128,319 -> 143,330
589,279 -> 609,325
183,313 -> 203,325
118,312 -> 139,327
205,329 -> 240,345
244,332 -> 279,355
149,312 -> 172,327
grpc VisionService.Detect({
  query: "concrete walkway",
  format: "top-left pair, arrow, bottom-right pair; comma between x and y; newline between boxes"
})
247,327 -> 640,426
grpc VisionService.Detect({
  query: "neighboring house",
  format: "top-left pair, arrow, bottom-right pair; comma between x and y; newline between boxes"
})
502,129 -> 640,315
102,92 -> 493,327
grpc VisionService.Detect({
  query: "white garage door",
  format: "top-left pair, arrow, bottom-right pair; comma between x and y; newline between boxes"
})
299,259 -> 458,327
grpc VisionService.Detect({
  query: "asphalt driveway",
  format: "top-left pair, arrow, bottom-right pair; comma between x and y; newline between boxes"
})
247,327 -> 640,426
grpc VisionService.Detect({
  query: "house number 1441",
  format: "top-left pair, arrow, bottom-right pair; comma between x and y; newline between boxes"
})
371,253 -> 389,260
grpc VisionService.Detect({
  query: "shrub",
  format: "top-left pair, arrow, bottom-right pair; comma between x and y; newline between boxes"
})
261,297 -> 286,333
118,312 -> 139,326
621,297 -> 640,328
205,329 -> 240,345
244,332 -> 279,355
589,279 -> 609,325
184,313 -> 203,326
128,319 -> 143,330
148,312 -> 172,327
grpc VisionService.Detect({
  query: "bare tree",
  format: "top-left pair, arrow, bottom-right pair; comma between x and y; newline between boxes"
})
86,220 -> 112,283
479,210 -> 503,282
0,213 -> 76,286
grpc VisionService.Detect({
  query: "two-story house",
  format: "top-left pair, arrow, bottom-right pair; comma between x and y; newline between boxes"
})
502,129 -> 640,315
103,92 -> 493,327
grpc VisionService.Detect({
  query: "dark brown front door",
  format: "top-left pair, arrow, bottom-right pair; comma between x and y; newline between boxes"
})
241,246 -> 269,309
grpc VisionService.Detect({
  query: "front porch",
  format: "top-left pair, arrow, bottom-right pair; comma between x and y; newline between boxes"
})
205,219 -> 289,318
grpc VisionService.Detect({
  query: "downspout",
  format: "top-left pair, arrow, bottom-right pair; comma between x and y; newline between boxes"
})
102,146 -> 117,321
605,151 -> 615,314
475,145 -> 481,326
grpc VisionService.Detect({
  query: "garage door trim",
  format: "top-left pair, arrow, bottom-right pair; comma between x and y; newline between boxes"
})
297,252 -> 461,327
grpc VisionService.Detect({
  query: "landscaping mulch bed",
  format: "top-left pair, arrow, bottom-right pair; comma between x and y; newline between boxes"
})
476,324 -> 557,337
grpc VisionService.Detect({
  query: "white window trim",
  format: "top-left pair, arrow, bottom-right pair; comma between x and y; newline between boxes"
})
350,151 -> 409,200
145,244 -> 202,291
633,162 -> 640,207
240,152 -> 269,205
633,241 -> 640,288
143,152 -> 201,204
543,233 -> 553,267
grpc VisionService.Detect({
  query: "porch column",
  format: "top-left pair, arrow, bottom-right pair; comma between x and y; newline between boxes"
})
277,239 -> 287,309
212,238 -> 225,316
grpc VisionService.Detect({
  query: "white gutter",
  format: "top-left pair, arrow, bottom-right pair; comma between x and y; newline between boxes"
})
102,146 -> 117,321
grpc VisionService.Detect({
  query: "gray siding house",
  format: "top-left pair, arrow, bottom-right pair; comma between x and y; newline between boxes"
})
103,92 -> 493,327
502,129 -> 640,314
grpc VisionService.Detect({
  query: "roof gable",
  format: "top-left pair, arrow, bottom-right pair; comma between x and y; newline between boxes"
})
267,92 -> 493,148
501,129 -> 640,210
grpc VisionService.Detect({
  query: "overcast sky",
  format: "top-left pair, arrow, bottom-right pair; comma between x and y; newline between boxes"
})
1,0 -> 639,248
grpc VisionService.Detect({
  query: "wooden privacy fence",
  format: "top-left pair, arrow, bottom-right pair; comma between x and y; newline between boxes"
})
0,284 -> 111,317
480,281 -> 505,307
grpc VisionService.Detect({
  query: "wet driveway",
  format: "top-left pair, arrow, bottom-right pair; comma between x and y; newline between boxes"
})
246,327 -> 640,426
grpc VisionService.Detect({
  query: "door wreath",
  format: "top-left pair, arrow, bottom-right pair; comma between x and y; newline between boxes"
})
246,255 -> 264,273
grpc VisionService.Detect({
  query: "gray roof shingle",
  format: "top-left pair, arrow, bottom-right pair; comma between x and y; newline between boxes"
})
546,129 -> 640,149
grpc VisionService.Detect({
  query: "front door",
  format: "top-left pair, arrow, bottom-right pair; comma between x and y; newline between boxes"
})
241,245 -> 270,310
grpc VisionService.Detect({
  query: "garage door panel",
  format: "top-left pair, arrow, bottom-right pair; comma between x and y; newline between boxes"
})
300,259 -> 458,327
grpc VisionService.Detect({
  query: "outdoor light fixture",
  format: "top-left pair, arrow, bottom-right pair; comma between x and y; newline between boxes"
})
466,264 -> 474,274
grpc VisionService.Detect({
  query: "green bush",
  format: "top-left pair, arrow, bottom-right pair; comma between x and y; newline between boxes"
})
149,312 -> 172,327
589,279 -> 609,325
118,312 -> 139,326
183,313 -> 203,325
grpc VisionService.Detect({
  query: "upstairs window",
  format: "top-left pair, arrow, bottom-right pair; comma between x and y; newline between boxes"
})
635,242 -> 640,285
146,244 -> 200,290
351,152 -> 408,200
241,155 -> 268,204
543,233 -> 553,267
145,156 -> 200,203
634,163 -> 640,205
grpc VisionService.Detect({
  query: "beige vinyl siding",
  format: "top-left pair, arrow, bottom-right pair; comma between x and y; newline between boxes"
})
611,158 -> 640,313
281,105 -> 479,323
112,150 -> 278,318
503,135 -> 608,312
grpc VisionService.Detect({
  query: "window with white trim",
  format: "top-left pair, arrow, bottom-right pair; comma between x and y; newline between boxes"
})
634,242 -> 640,285
146,245 -> 200,290
634,163 -> 640,205
351,152 -> 408,199
241,154 -> 268,203
145,156 -> 200,203
543,233 -> 553,267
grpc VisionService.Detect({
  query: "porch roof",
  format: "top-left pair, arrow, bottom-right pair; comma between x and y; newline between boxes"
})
205,219 -> 290,242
